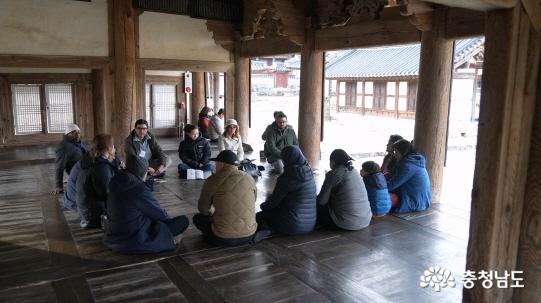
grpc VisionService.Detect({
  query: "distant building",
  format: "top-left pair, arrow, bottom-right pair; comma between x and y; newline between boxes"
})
325,38 -> 484,121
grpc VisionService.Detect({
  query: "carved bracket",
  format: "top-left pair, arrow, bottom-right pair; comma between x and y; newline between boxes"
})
243,0 -> 306,45
397,0 -> 434,31
318,0 -> 389,27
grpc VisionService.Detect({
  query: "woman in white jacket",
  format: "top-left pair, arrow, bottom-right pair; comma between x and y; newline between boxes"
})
218,119 -> 244,159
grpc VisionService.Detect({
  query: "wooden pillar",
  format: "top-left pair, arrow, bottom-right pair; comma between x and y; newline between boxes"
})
465,4 -> 541,302
235,54 -> 250,143
112,0 -> 137,152
298,26 -> 323,168
225,65 -> 236,120
213,72 -> 221,112
92,69 -> 107,135
413,9 -> 453,203
191,71 -> 205,125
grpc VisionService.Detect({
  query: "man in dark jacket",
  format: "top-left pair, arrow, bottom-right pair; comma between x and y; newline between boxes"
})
317,149 -> 372,230
177,124 -> 212,176
256,145 -> 316,235
104,155 -> 189,254
125,119 -> 170,178
263,112 -> 299,174
53,123 -> 87,194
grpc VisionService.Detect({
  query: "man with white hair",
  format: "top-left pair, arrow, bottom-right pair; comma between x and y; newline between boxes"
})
52,123 -> 87,194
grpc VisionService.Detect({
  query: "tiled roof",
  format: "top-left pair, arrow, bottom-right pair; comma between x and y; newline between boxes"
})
325,38 -> 484,79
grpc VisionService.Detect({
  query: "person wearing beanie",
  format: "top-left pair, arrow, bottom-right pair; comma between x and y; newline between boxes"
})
381,134 -> 403,180
52,123 -> 87,195
218,118 -> 244,159
387,139 -> 431,213
361,161 -> 391,216
193,150 -> 270,246
125,118 -> 170,179
208,108 -> 225,142
316,149 -> 372,230
263,112 -> 299,174
177,124 -> 212,177
104,155 -> 189,254
256,145 -> 317,235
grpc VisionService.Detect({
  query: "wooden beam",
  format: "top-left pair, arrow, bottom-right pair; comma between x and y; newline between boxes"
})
413,9 -> 454,203
240,37 -> 302,57
137,59 -> 232,72
0,55 -> 110,69
465,4 -> 541,302
445,8 -> 485,39
315,18 -> 420,51
92,69 -> 107,135
423,0 -> 517,11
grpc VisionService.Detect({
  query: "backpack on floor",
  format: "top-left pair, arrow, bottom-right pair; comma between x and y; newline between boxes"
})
239,159 -> 262,180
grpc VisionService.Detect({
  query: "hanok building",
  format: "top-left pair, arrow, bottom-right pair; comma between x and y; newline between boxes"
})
325,38 -> 484,120
0,0 -> 540,302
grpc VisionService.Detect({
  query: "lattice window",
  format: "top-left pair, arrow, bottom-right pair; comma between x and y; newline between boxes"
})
152,84 -> 177,128
46,84 -> 74,133
11,84 -> 43,135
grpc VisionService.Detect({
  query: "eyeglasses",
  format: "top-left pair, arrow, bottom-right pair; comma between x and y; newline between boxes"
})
136,127 -> 148,130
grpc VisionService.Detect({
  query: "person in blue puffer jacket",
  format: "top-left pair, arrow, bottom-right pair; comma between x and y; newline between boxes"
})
256,145 -> 317,235
361,161 -> 391,216
387,139 -> 431,213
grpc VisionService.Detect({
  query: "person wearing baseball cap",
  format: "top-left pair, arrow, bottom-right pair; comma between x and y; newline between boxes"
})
52,123 -> 87,195
316,149 -> 372,230
193,150 -> 270,246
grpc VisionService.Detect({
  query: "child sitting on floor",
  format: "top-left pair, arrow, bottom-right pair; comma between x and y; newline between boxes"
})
361,161 -> 391,216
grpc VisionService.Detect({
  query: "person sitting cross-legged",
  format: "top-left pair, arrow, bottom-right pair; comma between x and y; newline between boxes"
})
361,161 -> 392,216
177,124 -> 212,177
125,119 -> 171,178
256,145 -> 317,235
104,155 -> 189,254
316,149 -> 372,230
387,139 -> 431,213
193,150 -> 270,246
263,112 -> 299,174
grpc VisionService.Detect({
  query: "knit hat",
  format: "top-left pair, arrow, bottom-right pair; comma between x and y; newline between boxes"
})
126,154 -> 149,178
210,150 -> 240,166
393,139 -> 412,156
65,123 -> 80,135
225,119 -> 239,128
330,149 -> 354,166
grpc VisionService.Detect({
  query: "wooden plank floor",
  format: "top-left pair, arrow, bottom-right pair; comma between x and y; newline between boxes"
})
0,157 -> 470,302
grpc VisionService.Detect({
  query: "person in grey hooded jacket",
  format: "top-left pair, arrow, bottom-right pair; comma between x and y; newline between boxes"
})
316,149 -> 372,230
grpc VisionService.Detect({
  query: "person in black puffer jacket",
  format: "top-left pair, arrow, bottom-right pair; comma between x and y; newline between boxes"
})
104,155 -> 189,254
177,124 -> 212,176
76,134 -> 120,229
256,145 -> 317,235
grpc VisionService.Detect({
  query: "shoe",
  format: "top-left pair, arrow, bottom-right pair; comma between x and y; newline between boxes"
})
251,229 -> 272,244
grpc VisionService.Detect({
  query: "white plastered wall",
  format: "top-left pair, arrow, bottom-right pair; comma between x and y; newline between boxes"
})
0,0 -> 108,56
139,12 -> 230,62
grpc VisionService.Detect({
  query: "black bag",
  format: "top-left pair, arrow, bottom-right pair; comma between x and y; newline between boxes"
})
239,159 -> 262,179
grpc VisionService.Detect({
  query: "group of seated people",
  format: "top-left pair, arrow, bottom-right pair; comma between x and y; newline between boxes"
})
52,112 -> 431,255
